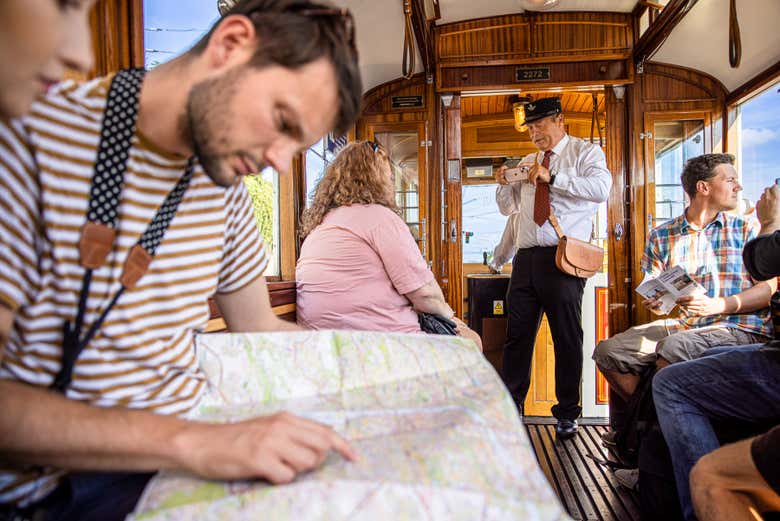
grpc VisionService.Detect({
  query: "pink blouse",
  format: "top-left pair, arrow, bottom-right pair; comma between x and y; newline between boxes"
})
296,204 -> 434,333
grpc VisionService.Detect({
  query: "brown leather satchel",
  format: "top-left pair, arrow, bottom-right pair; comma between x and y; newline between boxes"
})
548,213 -> 604,278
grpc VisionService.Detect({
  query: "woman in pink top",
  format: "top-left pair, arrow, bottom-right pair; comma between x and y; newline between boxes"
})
296,141 -> 480,347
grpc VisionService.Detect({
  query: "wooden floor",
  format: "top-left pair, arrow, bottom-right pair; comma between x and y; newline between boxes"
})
525,421 -> 641,521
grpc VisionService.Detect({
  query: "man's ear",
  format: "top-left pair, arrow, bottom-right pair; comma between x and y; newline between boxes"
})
696,179 -> 710,196
203,15 -> 258,69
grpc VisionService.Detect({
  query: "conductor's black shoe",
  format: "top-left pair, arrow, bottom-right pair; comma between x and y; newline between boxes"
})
556,419 -> 578,439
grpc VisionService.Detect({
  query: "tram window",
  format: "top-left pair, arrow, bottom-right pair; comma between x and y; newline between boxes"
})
638,10 -> 650,39
304,138 -> 336,206
144,0 -> 283,276
653,120 -> 703,224
143,1 -> 217,69
395,173 -> 420,240
143,1 -> 300,279
244,169 -> 281,277
462,183 -> 506,265
732,81 -> 780,215
374,131 -> 425,248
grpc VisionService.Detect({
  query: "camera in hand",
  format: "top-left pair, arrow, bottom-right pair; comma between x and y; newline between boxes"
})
504,164 -> 533,183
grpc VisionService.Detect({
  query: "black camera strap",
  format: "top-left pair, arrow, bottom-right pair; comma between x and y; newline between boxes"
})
51,68 -> 195,393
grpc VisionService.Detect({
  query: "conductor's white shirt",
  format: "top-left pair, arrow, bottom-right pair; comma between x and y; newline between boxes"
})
494,134 -> 611,255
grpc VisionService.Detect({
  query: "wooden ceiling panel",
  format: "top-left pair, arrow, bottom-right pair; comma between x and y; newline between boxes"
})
461,91 -> 605,119
461,90 -> 607,158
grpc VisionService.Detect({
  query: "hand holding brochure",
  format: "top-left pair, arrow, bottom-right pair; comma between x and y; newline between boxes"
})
635,266 -> 705,315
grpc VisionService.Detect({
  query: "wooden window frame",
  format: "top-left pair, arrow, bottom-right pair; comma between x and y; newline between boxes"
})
366,121 -> 431,263
633,110 -> 712,325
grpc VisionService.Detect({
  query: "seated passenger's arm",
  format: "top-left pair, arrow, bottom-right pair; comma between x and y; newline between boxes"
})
452,317 -> 483,351
215,276 -> 301,332
640,234 -> 668,315
405,284 -> 482,349
0,306 -> 352,485
725,277 -> 777,313
490,217 -> 516,272
691,434 -> 780,521
404,279 -> 455,318
676,278 -> 776,316
0,379 -> 353,483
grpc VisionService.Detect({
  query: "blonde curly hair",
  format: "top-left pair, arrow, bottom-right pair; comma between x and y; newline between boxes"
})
300,140 -> 400,238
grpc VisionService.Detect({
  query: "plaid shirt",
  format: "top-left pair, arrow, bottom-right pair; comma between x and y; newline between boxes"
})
641,212 -> 772,337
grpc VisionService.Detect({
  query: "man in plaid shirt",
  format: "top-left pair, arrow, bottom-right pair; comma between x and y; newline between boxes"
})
652,183 -> 780,521
593,154 -> 775,403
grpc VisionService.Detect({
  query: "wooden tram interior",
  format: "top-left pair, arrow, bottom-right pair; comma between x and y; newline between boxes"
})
82,0 -> 780,519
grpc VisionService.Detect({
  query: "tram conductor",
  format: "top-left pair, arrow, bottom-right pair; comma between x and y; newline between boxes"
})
494,97 -> 611,438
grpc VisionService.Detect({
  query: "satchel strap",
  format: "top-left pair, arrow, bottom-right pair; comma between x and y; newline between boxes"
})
548,213 -> 565,239
548,212 -> 596,244
543,138 -> 595,244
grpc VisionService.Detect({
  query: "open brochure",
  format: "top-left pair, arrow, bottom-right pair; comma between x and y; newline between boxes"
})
635,265 -> 705,315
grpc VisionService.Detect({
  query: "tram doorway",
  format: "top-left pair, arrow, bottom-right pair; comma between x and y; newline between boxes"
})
458,90 -> 611,418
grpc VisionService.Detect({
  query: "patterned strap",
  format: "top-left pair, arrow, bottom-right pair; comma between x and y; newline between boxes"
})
97,69 -> 195,294
82,68 -> 195,277
53,69 -> 195,392
120,157 -> 195,289
86,68 -> 145,227
140,159 -> 195,255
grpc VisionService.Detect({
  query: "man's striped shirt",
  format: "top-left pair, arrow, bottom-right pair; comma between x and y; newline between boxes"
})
0,76 -> 268,505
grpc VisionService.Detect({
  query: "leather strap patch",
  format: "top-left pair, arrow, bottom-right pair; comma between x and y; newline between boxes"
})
79,222 -> 117,269
120,245 -> 152,289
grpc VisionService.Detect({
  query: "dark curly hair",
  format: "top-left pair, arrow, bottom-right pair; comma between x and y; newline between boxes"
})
680,153 -> 735,200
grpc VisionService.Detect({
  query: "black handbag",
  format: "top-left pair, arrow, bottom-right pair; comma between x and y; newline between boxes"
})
418,313 -> 458,335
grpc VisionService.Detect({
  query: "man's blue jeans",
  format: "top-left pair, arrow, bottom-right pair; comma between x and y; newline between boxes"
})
1,472 -> 155,521
653,344 -> 780,521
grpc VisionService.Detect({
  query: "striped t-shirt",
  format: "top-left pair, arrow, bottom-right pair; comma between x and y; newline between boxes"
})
0,76 -> 268,505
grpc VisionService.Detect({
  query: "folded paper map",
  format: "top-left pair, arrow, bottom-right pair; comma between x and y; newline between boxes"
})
128,330 -> 570,521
